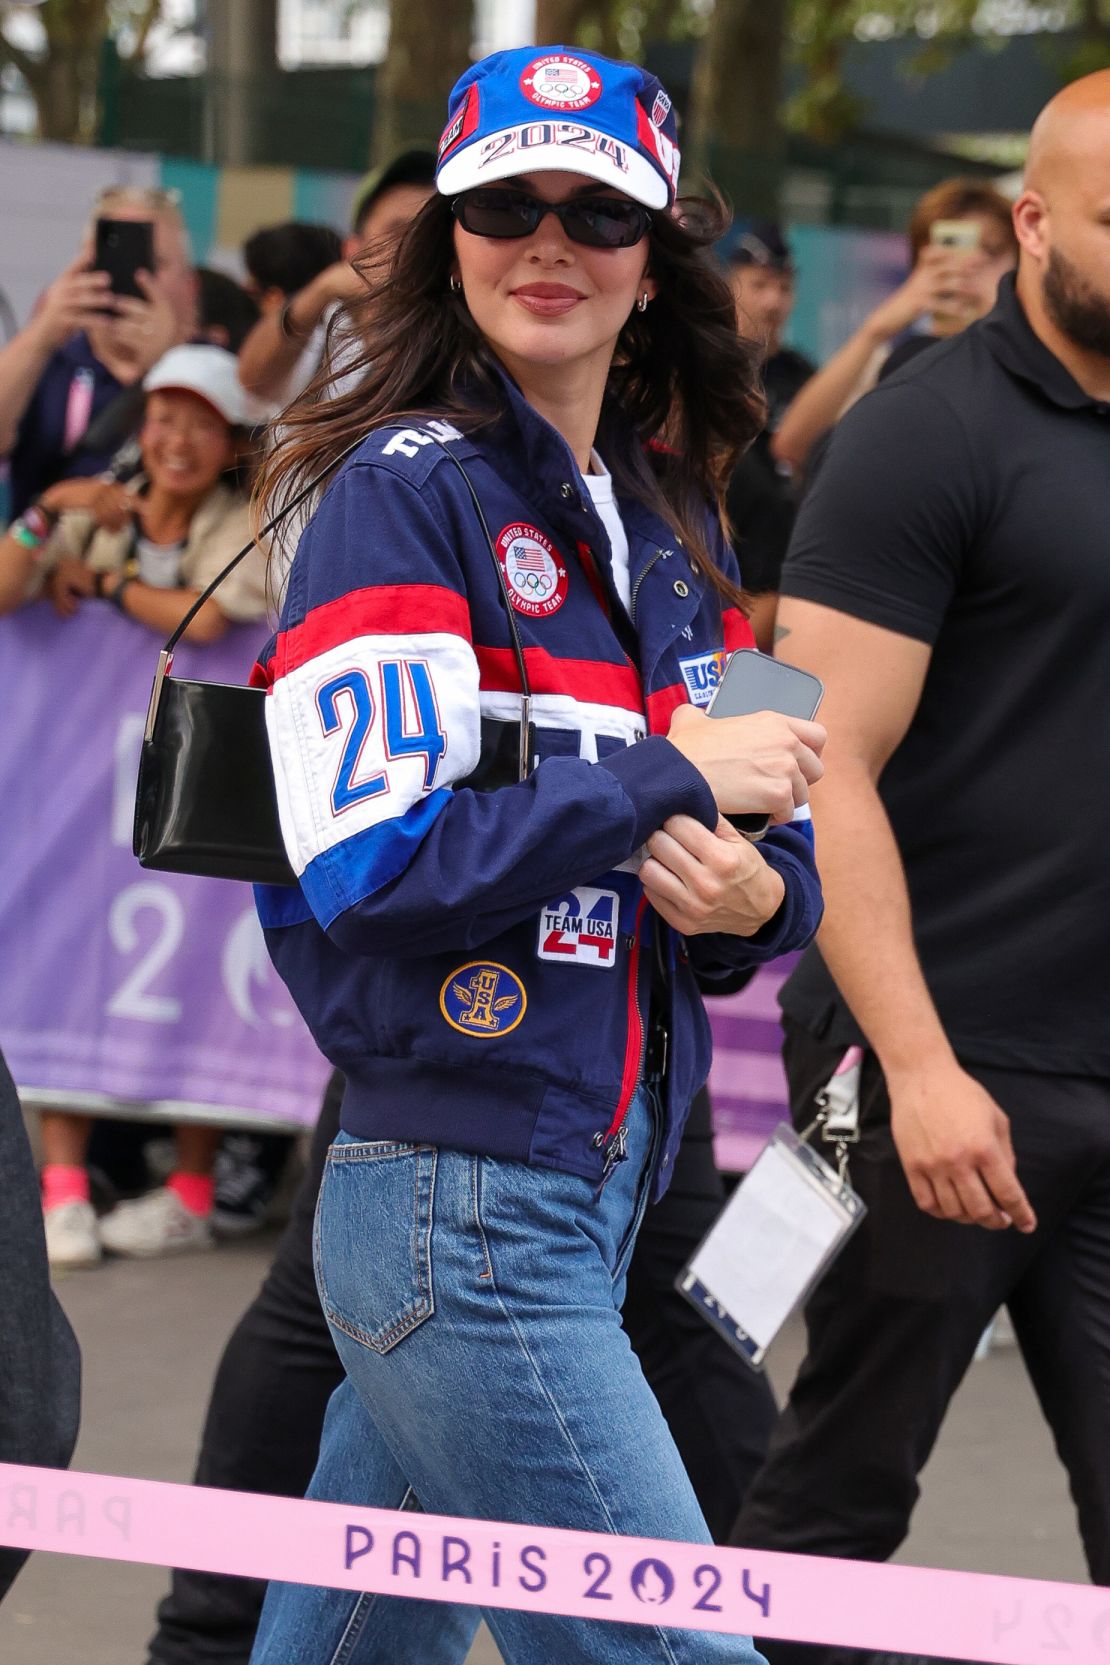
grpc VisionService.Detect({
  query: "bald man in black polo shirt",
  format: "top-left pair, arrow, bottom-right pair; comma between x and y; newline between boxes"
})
732,73 -> 1110,1662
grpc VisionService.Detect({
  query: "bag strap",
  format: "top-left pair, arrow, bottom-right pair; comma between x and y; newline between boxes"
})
411,430 -> 534,776
148,426 -> 534,775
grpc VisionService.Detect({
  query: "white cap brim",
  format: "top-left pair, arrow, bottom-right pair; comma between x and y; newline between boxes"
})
144,345 -> 250,428
437,126 -> 668,211
144,375 -> 247,428
145,381 -> 244,426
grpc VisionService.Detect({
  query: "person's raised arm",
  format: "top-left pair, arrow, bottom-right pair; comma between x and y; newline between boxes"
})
771,245 -> 980,473
0,257 -> 113,455
236,262 -> 363,402
776,596 -> 1036,1234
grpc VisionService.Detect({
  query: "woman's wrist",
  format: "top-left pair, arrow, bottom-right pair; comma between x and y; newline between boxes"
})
751,861 -> 786,932
109,574 -> 137,613
279,281 -> 323,343
100,558 -> 138,607
9,501 -> 60,557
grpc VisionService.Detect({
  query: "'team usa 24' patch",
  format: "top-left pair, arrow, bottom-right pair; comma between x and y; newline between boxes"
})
537,887 -> 620,968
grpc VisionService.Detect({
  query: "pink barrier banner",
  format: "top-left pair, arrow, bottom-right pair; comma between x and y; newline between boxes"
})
0,604 -> 330,1128
1,1463 -> 1105,1661
706,961 -> 797,1173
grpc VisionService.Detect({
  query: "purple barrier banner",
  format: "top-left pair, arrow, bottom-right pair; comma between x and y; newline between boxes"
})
706,960 -> 797,1173
0,604 -> 330,1128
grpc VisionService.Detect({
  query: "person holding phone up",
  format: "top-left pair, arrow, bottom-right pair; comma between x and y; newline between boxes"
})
0,185 -> 197,519
246,44 -> 823,1665
772,177 -> 1017,474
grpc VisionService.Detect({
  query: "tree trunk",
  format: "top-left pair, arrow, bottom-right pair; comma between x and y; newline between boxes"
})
30,0 -> 111,143
374,0 -> 473,164
534,0 -> 596,44
687,0 -> 789,220
206,0 -> 278,166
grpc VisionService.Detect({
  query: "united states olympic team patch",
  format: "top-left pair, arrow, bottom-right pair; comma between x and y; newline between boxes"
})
496,523 -> 569,618
519,54 -> 603,112
440,962 -> 527,1038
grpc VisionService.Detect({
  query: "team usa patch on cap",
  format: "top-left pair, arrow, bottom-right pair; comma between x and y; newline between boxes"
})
440,962 -> 527,1037
520,54 -> 603,112
496,523 -> 569,618
650,90 -> 672,128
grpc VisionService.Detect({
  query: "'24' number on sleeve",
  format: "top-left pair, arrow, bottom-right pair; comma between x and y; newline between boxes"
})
316,660 -> 446,815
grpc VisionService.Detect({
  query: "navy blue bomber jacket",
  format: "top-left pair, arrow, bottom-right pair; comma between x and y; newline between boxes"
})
253,375 -> 822,1200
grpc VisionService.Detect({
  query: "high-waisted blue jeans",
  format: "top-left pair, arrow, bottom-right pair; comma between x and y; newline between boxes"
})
250,1088 -> 763,1665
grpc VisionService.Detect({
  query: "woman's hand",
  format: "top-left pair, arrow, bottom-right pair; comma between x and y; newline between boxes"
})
666,704 -> 825,820
27,255 -> 114,354
865,245 -> 988,342
641,815 -> 786,938
108,269 -> 181,373
41,478 -> 132,529
45,558 -> 97,617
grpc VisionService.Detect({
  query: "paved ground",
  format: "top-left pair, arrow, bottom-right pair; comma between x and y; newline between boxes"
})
0,1226 -> 1087,1665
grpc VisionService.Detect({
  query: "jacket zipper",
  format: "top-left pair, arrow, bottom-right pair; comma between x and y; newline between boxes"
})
593,895 -> 649,1191
594,546 -> 675,1186
629,548 -> 672,627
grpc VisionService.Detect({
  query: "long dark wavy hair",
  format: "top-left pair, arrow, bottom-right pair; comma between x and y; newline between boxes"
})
257,191 -> 765,607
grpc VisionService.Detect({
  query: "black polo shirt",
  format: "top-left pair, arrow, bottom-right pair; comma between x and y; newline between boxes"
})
779,274 -> 1110,1076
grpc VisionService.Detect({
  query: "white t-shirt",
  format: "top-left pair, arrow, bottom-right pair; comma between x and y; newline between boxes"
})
136,534 -> 186,589
583,451 -> 631,614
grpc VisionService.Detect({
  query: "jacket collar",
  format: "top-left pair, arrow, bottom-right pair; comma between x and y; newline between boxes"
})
468,360 -> 674,561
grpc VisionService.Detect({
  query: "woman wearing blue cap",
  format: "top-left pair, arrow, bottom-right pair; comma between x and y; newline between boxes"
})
249,44 -> 824,1665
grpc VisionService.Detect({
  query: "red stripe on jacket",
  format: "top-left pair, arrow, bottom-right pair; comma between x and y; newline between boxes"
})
723,607 -> 755,653
476,645 -> 643,712
645,683 -> 687,736
272,585 -> 473,679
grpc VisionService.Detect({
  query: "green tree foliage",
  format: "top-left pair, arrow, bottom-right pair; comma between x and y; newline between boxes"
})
539,2 -> 1099,148
0,0 -> 163,141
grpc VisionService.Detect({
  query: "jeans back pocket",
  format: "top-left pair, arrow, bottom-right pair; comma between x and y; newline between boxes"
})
314,1139 -> 437,1354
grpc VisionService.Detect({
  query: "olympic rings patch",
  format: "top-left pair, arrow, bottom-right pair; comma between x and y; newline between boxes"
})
519,55 -> 602,113
496,523 -> 569,618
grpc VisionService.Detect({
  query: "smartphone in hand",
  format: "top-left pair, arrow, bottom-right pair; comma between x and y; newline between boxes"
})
94,217 -> 155,301
706,649 -> 824,840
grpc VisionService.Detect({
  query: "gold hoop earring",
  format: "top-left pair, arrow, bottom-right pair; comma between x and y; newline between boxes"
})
637,292 -> 650,313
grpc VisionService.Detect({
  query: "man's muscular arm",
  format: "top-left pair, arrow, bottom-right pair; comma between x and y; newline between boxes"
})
776,597 -> 1036,1233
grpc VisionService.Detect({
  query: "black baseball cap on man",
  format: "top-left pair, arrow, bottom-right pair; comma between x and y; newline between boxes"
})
350,149 -> 438,235
719,218 -> 795,274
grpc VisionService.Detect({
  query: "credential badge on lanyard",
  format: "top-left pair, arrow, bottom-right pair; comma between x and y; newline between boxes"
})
63,367 -> 96,455
810,1043 -> 863,1177
677,1047 -> 867,1370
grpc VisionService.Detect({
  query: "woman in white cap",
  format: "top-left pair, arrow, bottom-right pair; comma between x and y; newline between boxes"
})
0,344 -> 268,1267
1,343 -> 263,633
249,45 -> 825,1665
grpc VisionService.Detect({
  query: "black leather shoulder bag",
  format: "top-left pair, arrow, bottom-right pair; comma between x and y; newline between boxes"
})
133,430 -> 535,887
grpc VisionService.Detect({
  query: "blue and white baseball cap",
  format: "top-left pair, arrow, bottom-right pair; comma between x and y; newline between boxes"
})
436,46 -> 681,212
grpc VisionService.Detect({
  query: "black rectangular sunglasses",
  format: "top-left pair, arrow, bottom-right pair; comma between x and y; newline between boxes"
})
451,188 -> 652,250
